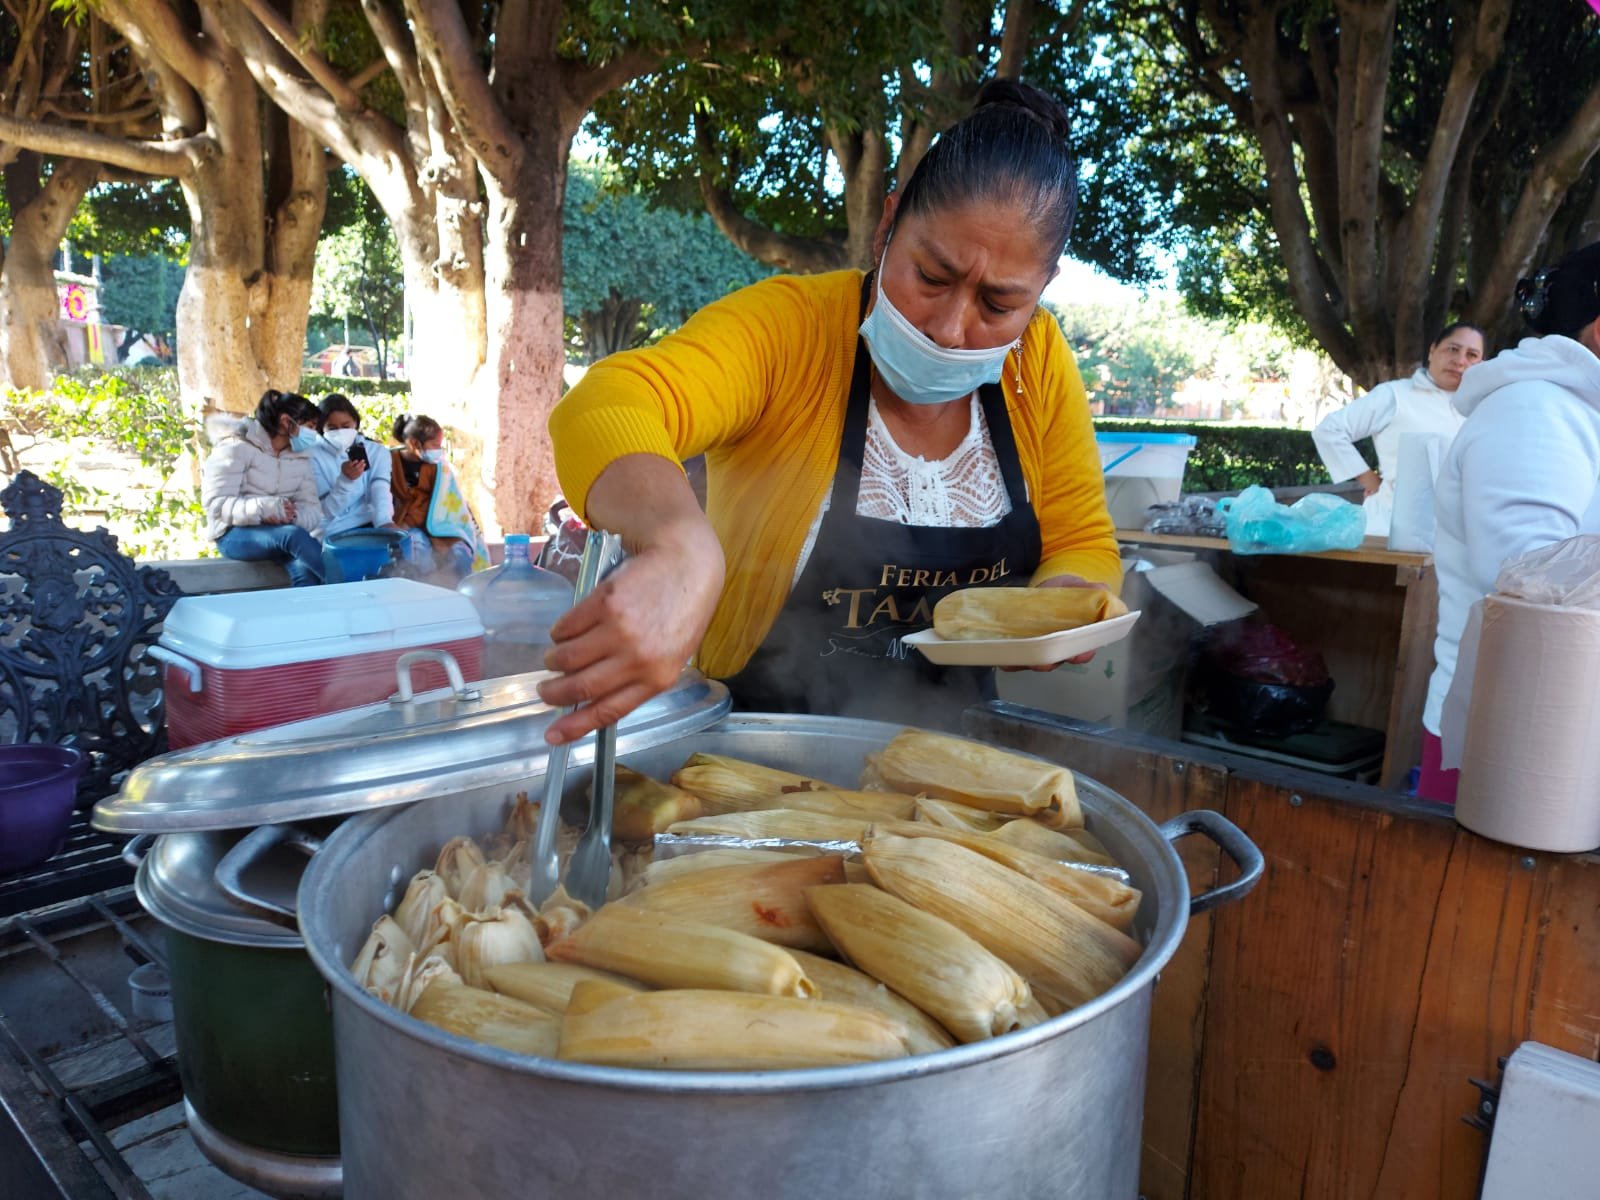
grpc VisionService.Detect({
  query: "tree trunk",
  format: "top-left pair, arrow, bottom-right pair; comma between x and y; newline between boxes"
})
0,156 -> 98,389
477,145 -> 570,536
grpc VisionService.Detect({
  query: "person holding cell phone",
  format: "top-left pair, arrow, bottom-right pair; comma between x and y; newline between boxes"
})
312,393 -> 395,537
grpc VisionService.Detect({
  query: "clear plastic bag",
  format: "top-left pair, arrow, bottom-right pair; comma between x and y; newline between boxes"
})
1492,534 -> 1600,608
1217,485 -> 1367,555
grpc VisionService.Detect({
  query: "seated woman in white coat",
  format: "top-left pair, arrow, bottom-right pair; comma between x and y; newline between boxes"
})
1417,244 -> 1600,804
1312,322 -> 1485,537
311,393 -> 394,537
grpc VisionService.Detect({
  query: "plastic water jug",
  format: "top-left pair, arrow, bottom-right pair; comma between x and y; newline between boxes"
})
457,534 -> 574,676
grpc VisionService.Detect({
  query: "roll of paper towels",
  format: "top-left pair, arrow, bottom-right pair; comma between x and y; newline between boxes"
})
1457,594 -> 1600,852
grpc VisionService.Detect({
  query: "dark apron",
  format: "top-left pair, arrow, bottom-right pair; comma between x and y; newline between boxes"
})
723,289 -> 1043,729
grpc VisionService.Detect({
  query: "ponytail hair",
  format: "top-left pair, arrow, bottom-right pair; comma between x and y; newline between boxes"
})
894,79 -> 1079,263
254,388 -> 320,437
393,412 -> 443,447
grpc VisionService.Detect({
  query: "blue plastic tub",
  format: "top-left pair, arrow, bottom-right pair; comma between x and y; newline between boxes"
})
323,530 -> 403,584
1095,432 -> 1198,528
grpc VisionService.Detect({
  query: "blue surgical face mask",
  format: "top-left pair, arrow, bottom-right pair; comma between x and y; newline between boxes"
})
289,424 -> 319,453
422,448 -> 446,464
858,238 -> 1017,406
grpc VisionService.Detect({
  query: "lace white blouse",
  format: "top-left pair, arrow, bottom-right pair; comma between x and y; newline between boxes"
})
792,393 -> 1012,585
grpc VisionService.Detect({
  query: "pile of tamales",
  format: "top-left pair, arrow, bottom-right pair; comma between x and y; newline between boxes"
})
349,729 -> 1145,1071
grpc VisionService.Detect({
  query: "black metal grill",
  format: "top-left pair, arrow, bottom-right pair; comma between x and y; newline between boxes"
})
0,886 -> 180,1200
0,813 -> 136,920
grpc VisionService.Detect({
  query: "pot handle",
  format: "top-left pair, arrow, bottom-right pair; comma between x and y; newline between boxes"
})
388,648 -> 482,705
121,833 -> 156,869
1158,809 -> 1265,916
213,823 -> 324,929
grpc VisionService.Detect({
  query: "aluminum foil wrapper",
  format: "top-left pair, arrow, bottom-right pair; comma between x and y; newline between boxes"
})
650,832 -> 1133,884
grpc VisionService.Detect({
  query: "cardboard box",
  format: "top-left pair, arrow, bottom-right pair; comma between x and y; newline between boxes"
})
995,550 -> 1256,739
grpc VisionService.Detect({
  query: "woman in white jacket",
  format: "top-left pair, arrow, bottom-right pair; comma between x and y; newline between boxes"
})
1418,243 -> 1600,803
201,389 -> 326,586
311,393 -> 394,537
1312,322 -> 1485,537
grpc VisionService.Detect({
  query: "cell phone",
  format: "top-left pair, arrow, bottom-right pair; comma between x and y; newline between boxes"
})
347,440 -> 368,466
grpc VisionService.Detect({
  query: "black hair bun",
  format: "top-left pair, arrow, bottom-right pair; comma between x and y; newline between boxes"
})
972,79 -> 1072,144
1518,240 -> 1600,336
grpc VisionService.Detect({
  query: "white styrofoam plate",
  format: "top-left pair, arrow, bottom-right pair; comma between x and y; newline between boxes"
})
902,609 -> 1142,668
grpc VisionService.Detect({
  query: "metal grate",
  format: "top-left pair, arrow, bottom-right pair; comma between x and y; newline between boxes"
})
0,886 -> 180,1200
0,812 -> 136,919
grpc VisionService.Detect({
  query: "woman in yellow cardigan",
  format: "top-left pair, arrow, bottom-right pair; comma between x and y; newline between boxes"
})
541,80 -> 1119,743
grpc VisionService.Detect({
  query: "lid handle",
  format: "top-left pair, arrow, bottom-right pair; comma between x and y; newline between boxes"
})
213,824 -> 323,929
389,648 -> 482,705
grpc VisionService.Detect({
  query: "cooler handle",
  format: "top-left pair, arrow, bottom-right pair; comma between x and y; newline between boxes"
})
213,823 -> 324,929
388,648 -> 482,705
146,645 -> 202,693
1158,809 -> 1265,916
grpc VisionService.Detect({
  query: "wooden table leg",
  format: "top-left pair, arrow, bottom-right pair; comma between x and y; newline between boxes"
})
1381,562 -> 1437,790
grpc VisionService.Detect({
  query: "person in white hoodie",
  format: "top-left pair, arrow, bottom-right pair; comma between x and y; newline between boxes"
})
1418,242 -> 1600,803
1312,322 -> 1485,537
201,389 -> 326,587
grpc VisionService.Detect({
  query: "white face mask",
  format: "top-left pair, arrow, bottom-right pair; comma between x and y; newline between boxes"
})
421,448 -> 446,464
858,236 -> 1017,406
324,428 -> 359,451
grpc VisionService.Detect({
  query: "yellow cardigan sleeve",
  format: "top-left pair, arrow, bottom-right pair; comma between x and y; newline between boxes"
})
549,274 -> 850,520
1013,312 -> 1123,593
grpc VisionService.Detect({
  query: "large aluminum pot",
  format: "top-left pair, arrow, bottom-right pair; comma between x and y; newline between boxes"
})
299,714 -> 1261,1200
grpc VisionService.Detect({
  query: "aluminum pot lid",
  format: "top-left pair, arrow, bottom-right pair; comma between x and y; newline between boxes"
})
95,667 -> 729,834
134,829 -> 306,948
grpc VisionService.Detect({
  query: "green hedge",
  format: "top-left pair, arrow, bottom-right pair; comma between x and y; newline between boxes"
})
1092,419 -> 1368,492
297,374 -> 410,400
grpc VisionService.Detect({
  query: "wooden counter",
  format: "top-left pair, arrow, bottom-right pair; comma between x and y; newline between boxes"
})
1116,531 -> 1437,790
969,704 -> 1600,1200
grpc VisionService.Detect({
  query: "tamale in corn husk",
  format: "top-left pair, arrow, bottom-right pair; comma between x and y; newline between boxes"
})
556,982 -> 911,1070
482,961 -> 645,1013
804,883 -> 1032,1043
547,904 -> 817,997
988,817 -> 1116,867
862,835 -> 1141,1013
434,836 -> 486,898
786,949 -> 955,1056
871,821 -> 1140,931
932,586 -> 1128,641
392,870 -> 448,948
410,978 -> 561,1057
665,809 -> 870,844
748,788 -> 916,821
349,915 -> 414,1005
621,855 -> 845,950
669,753 -> 826,814
609,766 -> 705,842
457,859 -> 515,914
532,886 -> 591,948
455,900 -> 545,988
861,730 -> 1082,829
637,847 -> 811,889
911,797 -> 1008,832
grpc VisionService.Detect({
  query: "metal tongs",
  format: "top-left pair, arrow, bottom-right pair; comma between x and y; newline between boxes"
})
528,529 -> 624,908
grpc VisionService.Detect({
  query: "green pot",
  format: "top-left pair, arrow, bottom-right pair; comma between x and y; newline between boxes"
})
136,830 -> 339,1156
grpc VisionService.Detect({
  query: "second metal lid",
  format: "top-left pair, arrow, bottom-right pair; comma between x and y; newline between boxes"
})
94,663 -> 729,835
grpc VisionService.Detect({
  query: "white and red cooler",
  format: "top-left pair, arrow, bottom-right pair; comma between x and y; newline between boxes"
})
152,579 -> 485,749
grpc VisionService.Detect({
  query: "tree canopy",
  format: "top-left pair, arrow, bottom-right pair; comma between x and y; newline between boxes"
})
562,160 -> 772,362
1049,0 -> 1600,386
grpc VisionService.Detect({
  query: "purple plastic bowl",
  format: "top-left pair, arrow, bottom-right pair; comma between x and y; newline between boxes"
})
0,746 -> 87,873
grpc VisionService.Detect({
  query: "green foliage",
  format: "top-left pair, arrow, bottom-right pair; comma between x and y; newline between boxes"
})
563,159 -> 772,360
66,180 -> 189,259
310,172 -> 404,378
1,367 -> 205,557
1094,418 -> 1330,492
1051,297 -> 1301,417
98,254 -> 184,336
